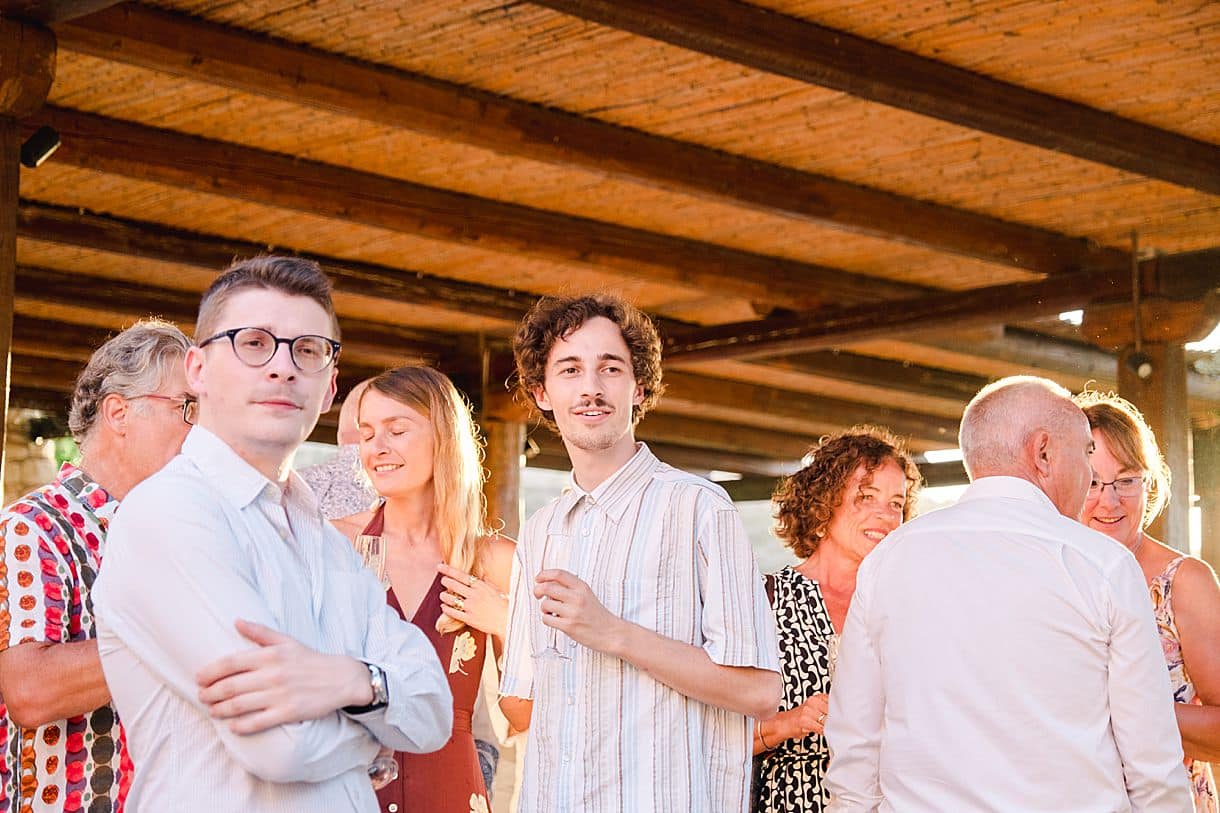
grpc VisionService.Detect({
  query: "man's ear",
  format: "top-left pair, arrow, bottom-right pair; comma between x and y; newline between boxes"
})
532,384 -> 552,413
320,367 -> 338,414
99,392 -> 129,437
632,382 -> 645,407
184,346 -> 207,397
1030,428 -> 1054,477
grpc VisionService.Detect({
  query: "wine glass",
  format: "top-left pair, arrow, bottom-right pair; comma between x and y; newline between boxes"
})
354,533 -> 391,591
532,534 -> 570,661
368,751 -> 398,790
826,633 -> 841,683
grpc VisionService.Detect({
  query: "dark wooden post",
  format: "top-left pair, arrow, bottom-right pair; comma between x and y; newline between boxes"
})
480,347 -> 529,538
0,18 -> 56,502
1083,295 -> 1220,551
1194,427 -> 1220,570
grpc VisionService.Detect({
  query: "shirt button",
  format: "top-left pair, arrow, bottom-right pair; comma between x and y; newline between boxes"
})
388,805 -> 399,812
581,526 -> 590,536
566,695 -> 575,706
563,754 -> 571,763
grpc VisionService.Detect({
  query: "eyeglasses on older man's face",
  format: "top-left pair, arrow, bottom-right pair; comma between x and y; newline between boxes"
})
135,394 -> 198,425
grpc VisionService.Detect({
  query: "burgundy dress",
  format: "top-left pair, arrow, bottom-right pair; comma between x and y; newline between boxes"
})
363,506 -> 491,813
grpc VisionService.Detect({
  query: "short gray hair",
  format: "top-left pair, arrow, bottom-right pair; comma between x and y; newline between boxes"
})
959,375 -> 1080,479
69,319 -> 191,444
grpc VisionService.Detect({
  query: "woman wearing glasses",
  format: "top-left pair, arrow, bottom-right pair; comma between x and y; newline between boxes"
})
1076,391 -> 1220,812
332,366 -> 515,813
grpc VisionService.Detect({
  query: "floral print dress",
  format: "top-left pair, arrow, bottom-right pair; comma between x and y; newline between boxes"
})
1150,555 -> 1217,813
362,506 -> 491,813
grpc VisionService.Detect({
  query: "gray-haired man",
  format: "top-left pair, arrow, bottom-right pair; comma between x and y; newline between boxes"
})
0,319 -> 192,813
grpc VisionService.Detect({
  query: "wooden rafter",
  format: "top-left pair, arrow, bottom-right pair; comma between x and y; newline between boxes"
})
0,0 -> 115,24
57,3 -> 1129,275
13,265 -> 459,366
17,202 -> 530,325
532,0 -> 1220,195
25,106 -> 920,309
665,266 -> 1131,363
663,371 -> 957,446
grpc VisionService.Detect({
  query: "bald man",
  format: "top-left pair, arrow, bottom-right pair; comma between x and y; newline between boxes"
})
298,380 -> 377,519
824,375 -> 1191,813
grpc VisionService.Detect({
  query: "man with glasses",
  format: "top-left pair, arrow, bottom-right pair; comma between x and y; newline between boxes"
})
0,319 -> 192,813
94,256 -> 451,812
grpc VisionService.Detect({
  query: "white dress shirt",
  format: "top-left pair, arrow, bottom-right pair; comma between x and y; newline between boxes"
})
825,476 -> 1192,813
500,443 -> 780,812
94,427 -> 452,813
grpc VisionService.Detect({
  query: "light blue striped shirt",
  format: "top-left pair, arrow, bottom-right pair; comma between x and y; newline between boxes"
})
500,443 -> 780,812
94,426 -> 452,812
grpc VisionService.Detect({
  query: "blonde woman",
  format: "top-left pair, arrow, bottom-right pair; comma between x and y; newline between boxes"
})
1076,391 -> 1219,812
334,366 -> 514,813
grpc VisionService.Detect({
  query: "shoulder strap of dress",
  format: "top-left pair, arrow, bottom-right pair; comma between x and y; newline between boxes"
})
1161,554 -> 1189,586
360,499 -> 387,536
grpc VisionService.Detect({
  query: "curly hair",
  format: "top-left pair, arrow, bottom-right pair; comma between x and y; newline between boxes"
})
773,427 -> 922,559
511,293 -> 665,433
1074,389 -> 1171,529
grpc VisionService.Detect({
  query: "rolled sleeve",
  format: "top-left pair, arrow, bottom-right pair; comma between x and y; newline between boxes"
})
343,560 -> 453,754
696,497 -> 780,671
0,509 -> 67,650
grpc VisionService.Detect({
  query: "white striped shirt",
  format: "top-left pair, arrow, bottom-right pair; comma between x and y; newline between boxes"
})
94,427 -> 452,813
500,443 -> 780,813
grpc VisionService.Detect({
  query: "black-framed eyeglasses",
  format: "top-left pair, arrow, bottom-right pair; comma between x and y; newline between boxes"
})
198,327 -> 341,373
136,394 -> 198,426
1087,475 -> 1145,498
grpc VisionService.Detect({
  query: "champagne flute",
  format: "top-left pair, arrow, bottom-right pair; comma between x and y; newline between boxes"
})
532,534 -> 570,661
826,633 -> 841,683
368,751 -> 398,790
354,533 -> 391,591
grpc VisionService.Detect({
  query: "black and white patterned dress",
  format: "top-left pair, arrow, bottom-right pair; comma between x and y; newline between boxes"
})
752,567 -> 836,813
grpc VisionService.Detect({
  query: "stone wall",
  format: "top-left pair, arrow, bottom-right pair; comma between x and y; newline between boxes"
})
2,408 -> 59,505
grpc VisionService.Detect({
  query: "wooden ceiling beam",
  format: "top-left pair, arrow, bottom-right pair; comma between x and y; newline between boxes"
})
755,350 -> 988,403
533,0 -> 1220,195
0,0 -> 115,24
665,265 -> 1130,363
55,4 -> 1129,275
26,107 -> 910,310
13,265 -> 460,366
16,201 -> 531,325
663,370 -> 958,446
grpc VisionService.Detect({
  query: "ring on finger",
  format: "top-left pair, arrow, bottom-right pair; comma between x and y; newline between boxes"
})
453,596 -> 465,612
817,712 -> 827,725
468,573 -> 478,587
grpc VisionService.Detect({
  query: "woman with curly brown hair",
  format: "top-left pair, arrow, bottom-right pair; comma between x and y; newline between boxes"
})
752,428 -> 920,813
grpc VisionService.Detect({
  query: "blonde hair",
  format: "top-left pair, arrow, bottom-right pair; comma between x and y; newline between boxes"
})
362,366 -> 489,634
1074,389 -> 1171,528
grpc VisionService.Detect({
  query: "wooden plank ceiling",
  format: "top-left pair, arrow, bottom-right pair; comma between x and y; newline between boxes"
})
8,0 -> 1220,480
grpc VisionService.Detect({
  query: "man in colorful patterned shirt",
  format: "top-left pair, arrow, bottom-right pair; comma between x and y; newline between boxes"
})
0,320 -> 193,813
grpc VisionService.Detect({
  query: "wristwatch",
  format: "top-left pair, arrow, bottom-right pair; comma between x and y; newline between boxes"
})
343,660 -> 389,714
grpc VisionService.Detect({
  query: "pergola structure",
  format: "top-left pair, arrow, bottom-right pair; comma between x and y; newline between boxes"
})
1,0 -> 1217,559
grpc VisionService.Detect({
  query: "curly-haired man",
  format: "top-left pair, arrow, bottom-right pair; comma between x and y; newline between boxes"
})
499,293 -> 781,812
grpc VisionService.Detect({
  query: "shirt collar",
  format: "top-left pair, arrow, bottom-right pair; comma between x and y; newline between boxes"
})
181,425 -> 282,509
958,475 -> 1059,514
57,462 -> 118,518
550,442 -> 660,531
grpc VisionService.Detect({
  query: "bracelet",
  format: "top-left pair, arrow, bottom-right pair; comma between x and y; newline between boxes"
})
758,723 -> 774,750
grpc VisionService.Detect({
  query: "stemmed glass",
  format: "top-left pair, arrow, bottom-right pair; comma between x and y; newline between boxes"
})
826,633 -> 841,683
354,533 -> 391,591
532,534 -> 570,661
